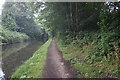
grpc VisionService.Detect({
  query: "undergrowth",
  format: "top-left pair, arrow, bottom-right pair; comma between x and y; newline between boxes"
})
58,31 -> 119,78
0,27 -> 29,44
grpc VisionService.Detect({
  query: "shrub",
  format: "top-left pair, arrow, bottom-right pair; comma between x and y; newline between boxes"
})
0,28 -> 29,44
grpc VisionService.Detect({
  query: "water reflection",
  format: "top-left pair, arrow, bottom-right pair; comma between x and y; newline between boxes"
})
0,44 -> 5,80
2,42 -> 30,59
0,68 -> 5,80
2,41 -> 43,78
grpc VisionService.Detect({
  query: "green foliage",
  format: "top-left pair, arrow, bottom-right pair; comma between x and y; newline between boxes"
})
1,2 -> 17,31
98,2 -> 120,62
1,1 -> 119,78
73,61 -> 96,77
40,2 -> 119,78
38,2 -> 102,38
12,39 -> 51,78
0,26 -> 29,44
98,2 -> 120,33
58,31 -> 119,77
1,2 -> 48,40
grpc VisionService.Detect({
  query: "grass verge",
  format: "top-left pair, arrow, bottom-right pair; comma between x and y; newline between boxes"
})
57,32 -> 119,78
58,43 -> 97,78
11,39 -> 51,78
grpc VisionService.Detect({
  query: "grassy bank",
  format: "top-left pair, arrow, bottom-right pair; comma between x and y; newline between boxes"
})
57,31 -> 119,78
11,39 -> 51,78
0,27 -> 29,44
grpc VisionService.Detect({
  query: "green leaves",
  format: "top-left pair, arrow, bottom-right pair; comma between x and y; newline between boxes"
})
1,28 -> 29,44
1,2 -> 48,40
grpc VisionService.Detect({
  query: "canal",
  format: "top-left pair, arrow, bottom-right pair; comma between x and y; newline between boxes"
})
1,41 -> 44,78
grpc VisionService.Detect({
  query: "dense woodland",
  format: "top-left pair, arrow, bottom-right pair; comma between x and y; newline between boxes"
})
0,2 -> 48,44
0,1 -> 120,78
38,2 -> 120,77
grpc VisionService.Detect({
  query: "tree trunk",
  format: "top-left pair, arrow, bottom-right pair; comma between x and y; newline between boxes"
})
69,2 -> 73,32
75,2 -> 78,32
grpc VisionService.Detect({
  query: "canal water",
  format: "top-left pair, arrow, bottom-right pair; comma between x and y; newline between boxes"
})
1,41 -> 44,78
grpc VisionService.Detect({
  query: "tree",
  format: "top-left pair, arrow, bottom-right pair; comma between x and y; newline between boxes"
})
38,2 -> 103,40
1,2 -> 48,40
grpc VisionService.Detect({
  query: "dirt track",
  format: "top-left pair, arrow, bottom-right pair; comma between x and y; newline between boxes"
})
43,40 -> 76,78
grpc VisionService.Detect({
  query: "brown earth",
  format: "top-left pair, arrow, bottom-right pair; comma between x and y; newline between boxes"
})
43,40 -> 77,78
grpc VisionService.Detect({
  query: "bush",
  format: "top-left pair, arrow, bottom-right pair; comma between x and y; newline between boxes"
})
58,31 -> 119,77
0,28 -> 29,44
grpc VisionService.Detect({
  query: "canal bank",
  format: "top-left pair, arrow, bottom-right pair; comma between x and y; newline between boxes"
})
2,40 -> 45,78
